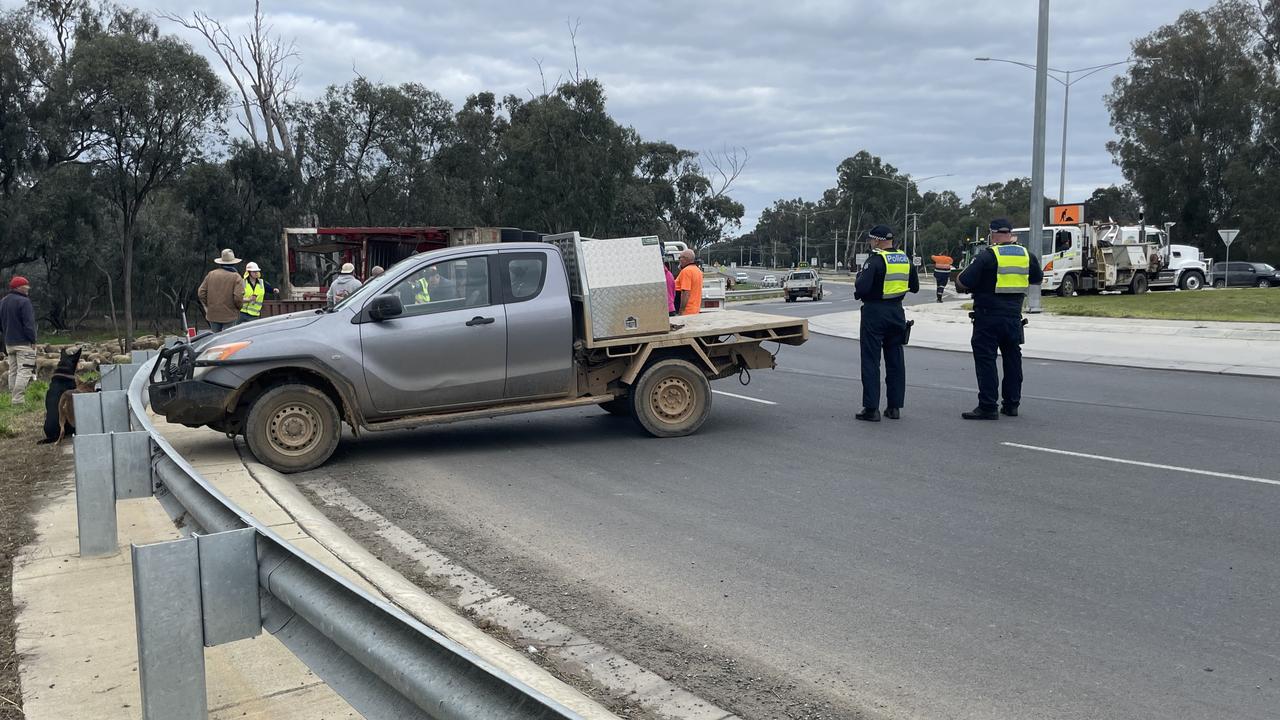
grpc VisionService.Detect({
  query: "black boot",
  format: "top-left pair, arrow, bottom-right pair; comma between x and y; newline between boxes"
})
855,408 -> 881,422
884,407 -> 900,420
1000,405 -> 1019,417
962,407 -> 999,420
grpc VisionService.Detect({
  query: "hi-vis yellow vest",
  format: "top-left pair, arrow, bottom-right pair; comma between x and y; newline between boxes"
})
992,244 -> 1031,294
874,248 -> 911,299
242,277 -> 266,316
414,278 -> 431,304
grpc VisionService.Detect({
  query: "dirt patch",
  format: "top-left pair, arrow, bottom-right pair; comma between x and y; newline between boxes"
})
295,476 -> 872,720
0,399 -> 69,718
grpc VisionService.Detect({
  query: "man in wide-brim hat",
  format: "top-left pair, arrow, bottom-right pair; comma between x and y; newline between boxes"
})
197,248 -> 245,332
326,261 -> 363,304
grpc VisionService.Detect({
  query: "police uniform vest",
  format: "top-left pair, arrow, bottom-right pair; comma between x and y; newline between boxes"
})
992,244 -> 1030,293
874,248 -> 911,299
242,276 -> 266,317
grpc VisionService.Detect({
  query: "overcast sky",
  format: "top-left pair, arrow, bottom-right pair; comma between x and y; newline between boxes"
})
149,0 -> 1211,231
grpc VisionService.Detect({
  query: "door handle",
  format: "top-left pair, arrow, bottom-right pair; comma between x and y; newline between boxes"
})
466,316 -> 495,326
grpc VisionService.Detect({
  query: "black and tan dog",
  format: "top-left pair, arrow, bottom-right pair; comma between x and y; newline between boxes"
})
39,347 -> 92,444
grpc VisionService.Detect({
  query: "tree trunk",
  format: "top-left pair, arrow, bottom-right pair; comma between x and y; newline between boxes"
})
121,216 -> 135,352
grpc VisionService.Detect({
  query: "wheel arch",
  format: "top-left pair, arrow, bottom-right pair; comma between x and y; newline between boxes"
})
227,363 -> 362,434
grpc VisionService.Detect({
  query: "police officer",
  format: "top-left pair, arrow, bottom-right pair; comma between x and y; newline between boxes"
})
955,218 -> 1043,419
853,224 -> 919,421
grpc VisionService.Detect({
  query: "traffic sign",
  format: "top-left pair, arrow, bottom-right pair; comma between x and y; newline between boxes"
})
1049,204 -> 1085,225
1218,229 -> 1239,246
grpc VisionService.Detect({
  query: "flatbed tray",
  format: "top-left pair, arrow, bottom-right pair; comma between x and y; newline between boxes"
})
585,309 -> 808,349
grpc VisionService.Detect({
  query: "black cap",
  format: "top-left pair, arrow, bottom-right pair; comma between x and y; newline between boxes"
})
868,224 -> 894,240
990,218 -> 1013,232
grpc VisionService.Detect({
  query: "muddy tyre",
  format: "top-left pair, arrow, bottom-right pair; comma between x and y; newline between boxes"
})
245,384 -> 341,473
631,359 -> 712,438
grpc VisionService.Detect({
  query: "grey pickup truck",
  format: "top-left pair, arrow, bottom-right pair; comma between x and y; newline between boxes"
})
151,233 -> 808,473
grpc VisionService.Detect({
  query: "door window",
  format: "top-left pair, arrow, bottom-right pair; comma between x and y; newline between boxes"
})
387,257 -> 490,317
500,253 -> 548,303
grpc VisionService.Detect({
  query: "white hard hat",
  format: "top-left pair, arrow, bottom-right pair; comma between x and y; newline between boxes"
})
245,262 -> 261,272
340,262 -> 355,274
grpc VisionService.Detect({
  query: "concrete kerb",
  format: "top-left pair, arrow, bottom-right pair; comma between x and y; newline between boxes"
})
231,447 -> 740,720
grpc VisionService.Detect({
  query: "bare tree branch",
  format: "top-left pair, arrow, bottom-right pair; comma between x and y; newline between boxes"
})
704,145 -> 749,197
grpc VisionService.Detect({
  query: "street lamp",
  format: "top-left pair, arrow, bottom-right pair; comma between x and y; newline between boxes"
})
862,173 -> 954,259
975,56 -> 1134,203
779,207 -> 838,265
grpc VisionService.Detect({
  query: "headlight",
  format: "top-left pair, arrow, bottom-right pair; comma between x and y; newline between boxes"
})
196,340 -> 252,363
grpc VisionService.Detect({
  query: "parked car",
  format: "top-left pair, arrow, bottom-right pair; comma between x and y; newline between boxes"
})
734,272 -> 749,283
1209,261 -> 1280,288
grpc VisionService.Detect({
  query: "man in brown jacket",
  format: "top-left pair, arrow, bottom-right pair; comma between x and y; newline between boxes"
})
197,249 -> 245,332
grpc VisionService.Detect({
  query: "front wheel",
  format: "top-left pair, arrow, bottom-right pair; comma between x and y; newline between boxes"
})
1057,273 -> 1078,297
1258,278 -> 1273,288
245,384 -> 341,473
631,359 -> 712,438
1213,279 -> 1226,289
1179,271 -> 1204,291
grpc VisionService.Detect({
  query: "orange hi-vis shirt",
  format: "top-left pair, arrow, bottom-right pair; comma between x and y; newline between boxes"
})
675,263 -> 703,315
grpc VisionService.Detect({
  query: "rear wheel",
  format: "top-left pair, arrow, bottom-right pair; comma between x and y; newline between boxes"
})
631,359 -> 712,438
1179,271 -> 1204,291
1213,279 -> 1225,289
1129,273 -> 1149,295
1057,273 -> 1078,297
245,384 -> 341,473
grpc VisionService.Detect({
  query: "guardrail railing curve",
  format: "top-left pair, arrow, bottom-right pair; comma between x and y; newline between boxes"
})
124,355 -> 583,720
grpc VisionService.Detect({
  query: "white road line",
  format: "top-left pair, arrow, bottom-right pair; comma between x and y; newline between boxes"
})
1002,442 -> 1280,487
712,389 -> 777,405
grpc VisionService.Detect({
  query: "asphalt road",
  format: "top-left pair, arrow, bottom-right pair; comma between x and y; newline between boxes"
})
298,318 -> 1280,719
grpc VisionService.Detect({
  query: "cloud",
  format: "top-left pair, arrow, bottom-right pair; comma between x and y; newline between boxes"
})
150,0 -> 1211,229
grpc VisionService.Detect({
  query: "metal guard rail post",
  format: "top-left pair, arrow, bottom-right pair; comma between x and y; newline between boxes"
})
127,357 -> 582,720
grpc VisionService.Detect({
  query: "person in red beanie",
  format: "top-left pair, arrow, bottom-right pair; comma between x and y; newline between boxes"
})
1,276 -> 38,402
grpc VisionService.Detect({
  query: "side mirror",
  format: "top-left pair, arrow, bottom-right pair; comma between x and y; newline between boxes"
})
367,294 -> 403,321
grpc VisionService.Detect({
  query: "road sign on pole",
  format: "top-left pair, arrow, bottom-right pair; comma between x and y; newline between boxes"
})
1218,230 -> 1239,287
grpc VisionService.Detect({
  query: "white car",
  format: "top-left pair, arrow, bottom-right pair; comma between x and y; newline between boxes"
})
762,275 -> 778,287
734,272 -> 749,282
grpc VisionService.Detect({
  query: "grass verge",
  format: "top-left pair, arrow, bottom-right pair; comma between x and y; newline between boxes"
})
0,382 -> 65,718
1041,289 -> 1280,323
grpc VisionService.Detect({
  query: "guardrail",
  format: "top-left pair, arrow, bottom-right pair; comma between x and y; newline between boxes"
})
70,352 -> 584,720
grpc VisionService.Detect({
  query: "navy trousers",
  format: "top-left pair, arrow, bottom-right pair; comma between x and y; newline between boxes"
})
971,314 -> 1024,411
860,301 -> 907,410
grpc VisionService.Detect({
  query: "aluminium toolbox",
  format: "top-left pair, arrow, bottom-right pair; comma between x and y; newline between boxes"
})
544,232 -> 669,342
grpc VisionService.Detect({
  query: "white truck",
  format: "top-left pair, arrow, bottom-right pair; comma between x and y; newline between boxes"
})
1017,222 -> 1208,296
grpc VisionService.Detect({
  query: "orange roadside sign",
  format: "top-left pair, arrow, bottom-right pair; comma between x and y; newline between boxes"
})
1050,204 -> 1084,225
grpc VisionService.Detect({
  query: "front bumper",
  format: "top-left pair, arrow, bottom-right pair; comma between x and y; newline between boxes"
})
149,378 -> 235,426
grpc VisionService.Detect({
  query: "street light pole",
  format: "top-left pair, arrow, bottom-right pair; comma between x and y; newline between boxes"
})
863,173 -> 953,257
1029,0 -> 1050,314
974,56 -> 1134,204
1059,73 -> 1070,203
